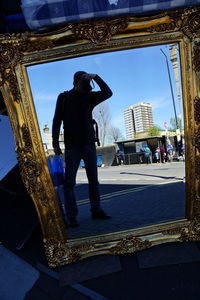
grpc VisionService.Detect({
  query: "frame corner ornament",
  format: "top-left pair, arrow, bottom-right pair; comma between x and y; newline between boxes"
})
179,219 -> 200,242
147,6 -> 200,39
181,7 -> 200,39
44,239 -> 66,267
44,239 -> 96,267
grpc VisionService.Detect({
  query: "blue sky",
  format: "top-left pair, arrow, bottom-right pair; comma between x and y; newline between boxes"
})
27,43 -> 183,140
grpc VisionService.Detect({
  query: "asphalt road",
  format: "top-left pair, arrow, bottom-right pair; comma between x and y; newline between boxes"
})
76,161 -> 185,190
64,162 -> 186,239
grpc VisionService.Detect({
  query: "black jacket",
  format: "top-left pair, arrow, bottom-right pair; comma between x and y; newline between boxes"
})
52,75 -> 112,148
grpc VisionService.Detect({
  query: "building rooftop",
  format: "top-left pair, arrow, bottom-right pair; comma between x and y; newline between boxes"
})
124,102 -> 152,110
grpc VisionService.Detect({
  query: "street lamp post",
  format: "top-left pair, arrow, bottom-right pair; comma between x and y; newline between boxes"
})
160,48 -> 179,129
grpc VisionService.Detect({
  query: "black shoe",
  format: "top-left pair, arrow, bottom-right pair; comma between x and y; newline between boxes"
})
69,217 -> 79,228
92,210 -> 111,220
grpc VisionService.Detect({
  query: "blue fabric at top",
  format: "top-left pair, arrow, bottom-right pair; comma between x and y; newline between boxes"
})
4,13 -> 29,33
21,0 -> 200,30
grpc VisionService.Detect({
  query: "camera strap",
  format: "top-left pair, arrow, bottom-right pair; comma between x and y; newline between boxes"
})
92,119 -> 100,147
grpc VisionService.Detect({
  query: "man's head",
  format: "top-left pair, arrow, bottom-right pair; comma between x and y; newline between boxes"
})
73,71 -> 92,92
73,71 -> 86,85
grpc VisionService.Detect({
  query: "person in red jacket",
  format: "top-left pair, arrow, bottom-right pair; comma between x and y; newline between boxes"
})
52,71 -> 113,227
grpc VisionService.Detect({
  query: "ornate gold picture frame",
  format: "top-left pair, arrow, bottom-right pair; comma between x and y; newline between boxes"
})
0,5 -> 200,267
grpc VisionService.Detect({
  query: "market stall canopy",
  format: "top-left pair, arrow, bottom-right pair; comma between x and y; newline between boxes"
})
21,0 -> 200,30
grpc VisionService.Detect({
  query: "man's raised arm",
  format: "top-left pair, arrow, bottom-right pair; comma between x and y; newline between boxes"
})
89,74 -> 113,108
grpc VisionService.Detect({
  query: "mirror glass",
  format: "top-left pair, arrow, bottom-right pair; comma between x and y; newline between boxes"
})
27,43 -> 185,239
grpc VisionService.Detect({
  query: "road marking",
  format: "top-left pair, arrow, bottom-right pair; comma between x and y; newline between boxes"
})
153,179 -> 183,185
77,179 -> 184,206
77,186 -> 149,206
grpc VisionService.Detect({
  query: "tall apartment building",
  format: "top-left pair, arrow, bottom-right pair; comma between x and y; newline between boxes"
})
124,102 -> 154,139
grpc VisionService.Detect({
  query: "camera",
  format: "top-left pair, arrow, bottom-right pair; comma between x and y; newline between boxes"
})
80,73 -> 93,91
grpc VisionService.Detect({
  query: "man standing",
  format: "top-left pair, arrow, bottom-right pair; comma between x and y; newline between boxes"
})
52,71 -> 113,227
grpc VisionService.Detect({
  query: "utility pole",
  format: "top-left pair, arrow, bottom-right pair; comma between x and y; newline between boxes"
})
169,45 -> 182,130
160,48 -> 179,129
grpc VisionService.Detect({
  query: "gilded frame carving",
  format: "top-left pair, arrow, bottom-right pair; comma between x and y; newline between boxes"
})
1,6 -> 200,267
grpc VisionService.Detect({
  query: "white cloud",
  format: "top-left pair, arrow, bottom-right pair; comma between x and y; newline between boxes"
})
148,96 -> 170,110
93,56 -> 103,71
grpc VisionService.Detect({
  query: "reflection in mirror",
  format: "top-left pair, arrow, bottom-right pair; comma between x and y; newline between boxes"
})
27,43 -> 185,239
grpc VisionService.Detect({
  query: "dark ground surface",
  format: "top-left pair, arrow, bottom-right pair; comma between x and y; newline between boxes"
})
1,165 -> 200,300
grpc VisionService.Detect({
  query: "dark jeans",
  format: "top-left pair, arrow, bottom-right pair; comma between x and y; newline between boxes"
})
145,155 -> 151,164
64,144 -> 101,218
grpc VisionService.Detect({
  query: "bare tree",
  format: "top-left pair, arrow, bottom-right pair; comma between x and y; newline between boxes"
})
93,102 -> 111,146
109,125 -> 124,143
